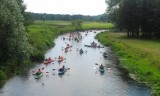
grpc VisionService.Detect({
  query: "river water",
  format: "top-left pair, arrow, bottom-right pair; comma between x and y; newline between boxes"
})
0,30 -> 151,96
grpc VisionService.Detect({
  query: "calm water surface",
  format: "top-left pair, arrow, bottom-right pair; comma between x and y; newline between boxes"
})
0,30 -> 151,96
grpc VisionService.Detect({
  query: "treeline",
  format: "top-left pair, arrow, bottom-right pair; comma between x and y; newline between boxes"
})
106,0 -> 160,38
28,12 -> 108,22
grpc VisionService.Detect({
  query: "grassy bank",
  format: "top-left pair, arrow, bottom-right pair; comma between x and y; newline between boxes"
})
96,32 -> 160,96
27,21 -> 74,60
28,20 -> 114,60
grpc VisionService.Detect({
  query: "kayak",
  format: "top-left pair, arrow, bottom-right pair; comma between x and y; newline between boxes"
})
84,45 -> 92,47
65,49 -> 68,52
44,59 -> 53,64
103,54 -> 107,58
58,69 -> 65,75
103,52 -> 107,58
99,67 -> 105,73
34,72 -> 43,79
58,57 -> 64,62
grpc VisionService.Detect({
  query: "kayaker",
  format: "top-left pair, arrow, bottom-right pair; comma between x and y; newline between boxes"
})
80,48 -> 83,52
62,65 -> 65,70
100,64 -> 104,69
103,52 -> 107,55
48,57 -> 51,60
36,69 -> 41,75
80,49 -> 83,54
59,65 -> 65,71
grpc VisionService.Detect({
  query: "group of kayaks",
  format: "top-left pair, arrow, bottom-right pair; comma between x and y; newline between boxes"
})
34,68 -> 66,79
35,44 -> 72,79
43,56 -> 65,64
34,34 -> 107,79
34,65 -> 104,79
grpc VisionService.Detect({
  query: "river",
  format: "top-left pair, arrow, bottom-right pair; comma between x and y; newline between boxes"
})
0,30 -> 151,96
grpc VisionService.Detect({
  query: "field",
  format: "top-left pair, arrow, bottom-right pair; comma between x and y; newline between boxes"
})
83,22 -> 114,29
96,32 -> 160,95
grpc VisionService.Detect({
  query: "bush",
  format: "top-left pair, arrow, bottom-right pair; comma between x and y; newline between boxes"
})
0,70 -> 7,87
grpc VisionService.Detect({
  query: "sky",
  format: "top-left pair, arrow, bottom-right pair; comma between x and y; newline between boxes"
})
23,0 -> 107,16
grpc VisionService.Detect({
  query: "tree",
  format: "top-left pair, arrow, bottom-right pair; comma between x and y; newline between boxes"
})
0,0 -> 32,66
106,0 -> 160,38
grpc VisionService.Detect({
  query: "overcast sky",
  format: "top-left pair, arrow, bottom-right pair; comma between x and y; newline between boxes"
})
23,0 -> 107,16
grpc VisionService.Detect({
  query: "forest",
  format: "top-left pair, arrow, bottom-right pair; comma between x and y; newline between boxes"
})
106,0 -> 160,38
28,12 -> 108,22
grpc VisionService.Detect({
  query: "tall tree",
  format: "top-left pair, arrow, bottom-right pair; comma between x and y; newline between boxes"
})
0,0 -> 32,66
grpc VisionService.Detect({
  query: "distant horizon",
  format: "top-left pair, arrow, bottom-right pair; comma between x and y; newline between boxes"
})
26,11 -> 105,16
23,0 -> 107,16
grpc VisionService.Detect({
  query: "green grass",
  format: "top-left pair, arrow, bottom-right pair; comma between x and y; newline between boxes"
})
33,20 -> 71,26
83,22 -> 114,30
96,32 -> 160,96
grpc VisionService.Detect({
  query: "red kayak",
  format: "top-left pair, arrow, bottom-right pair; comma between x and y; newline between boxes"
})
58,57 -> 64,62
44,59 -> 53,64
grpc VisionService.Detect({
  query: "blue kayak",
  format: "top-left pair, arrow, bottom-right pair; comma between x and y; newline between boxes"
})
99,67 -> 105,73
58,69 -> 66,75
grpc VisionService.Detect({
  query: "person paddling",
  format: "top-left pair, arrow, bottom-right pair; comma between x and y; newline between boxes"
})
59,65 -> 65,71
100,64 -> 104,69
62,65 -> 65,70
48,57 -> 51,60
36,69 -> 41,75
80,48 -> 83,52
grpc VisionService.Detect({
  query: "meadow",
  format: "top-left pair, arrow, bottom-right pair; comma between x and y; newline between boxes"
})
96,32 -> 160,95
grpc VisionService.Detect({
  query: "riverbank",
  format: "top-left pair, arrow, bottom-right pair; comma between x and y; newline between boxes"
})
96,32 -> 160,96
28,20 -> 114,61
